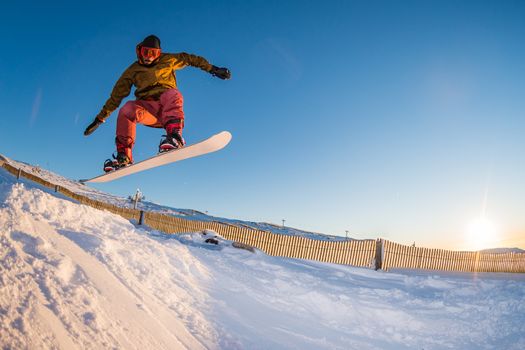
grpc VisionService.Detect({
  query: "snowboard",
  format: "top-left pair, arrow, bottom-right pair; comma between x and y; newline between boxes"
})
80,131 -> 232,183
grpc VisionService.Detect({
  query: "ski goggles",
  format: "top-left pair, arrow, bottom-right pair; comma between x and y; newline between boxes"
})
139,46 -> 161,60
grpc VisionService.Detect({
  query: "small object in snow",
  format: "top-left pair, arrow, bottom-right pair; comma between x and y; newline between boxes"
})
205,238 -> 219,245
232,242 -> 255,253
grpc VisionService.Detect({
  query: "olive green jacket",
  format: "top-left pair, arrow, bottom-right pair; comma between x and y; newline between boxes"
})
97,52 -> 212,121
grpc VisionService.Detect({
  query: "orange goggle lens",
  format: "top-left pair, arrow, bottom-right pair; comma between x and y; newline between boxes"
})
140,46 -> 161,59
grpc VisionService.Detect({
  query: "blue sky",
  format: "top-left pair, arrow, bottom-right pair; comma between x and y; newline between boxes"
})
1,0 -> 524,249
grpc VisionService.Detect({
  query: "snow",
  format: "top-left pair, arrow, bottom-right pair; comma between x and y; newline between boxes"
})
1,166 -> 525,349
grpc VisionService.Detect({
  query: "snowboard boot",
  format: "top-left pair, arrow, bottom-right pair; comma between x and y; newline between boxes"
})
103,152 -> 132,172
159,131 -> 186,153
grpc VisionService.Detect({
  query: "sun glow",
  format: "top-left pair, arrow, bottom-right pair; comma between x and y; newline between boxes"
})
466,217 -> 500,251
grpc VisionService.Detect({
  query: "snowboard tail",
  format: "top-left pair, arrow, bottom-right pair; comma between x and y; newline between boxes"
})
80,131 -> 231,183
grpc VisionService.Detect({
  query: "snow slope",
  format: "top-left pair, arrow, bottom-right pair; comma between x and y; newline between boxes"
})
1,167 -> 525,349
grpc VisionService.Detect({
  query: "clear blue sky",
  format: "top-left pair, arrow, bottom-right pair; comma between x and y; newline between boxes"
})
1,0 -> 524,249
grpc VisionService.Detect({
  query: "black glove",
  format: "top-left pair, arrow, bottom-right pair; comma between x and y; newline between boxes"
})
210,65 -> 231,80
84,117 -> 103,136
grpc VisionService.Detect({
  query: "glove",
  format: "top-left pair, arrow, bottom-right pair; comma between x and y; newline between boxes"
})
210,65 -> 231,80
84,117 -> 104,136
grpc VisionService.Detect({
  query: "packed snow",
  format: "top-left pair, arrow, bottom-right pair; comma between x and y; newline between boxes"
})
1,166 -> 525,349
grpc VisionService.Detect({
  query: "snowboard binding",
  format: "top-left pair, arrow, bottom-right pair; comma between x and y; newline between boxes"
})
159,132 -> 186,153
104,152 -> 132,172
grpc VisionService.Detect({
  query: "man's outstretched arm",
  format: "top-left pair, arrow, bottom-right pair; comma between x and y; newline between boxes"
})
168,52 -> 231,79
84,70 -> 133,136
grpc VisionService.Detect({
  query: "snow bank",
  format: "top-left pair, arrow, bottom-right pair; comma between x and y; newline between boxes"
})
1,168 -> 525,349
0,175 -> 214,349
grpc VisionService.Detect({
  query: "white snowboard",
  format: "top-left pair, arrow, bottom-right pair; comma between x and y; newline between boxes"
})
81,131 -> 232,183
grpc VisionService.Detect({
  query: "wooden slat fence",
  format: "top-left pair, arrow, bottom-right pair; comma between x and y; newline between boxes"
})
143,211 -> 377,267
2,157 -> 524,273
382,240 -> 525,272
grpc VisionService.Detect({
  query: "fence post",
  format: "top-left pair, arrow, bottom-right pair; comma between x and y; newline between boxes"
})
138,210 -> 145,225
375,239 -> 383,270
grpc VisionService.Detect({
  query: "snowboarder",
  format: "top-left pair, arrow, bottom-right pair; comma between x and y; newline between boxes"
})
83,35 -> 231,172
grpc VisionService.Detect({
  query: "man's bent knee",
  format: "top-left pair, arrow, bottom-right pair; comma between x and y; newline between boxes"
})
118,101 -> 138,121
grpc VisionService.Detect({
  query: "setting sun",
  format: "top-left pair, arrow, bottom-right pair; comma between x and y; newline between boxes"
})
466,217 -> 500,251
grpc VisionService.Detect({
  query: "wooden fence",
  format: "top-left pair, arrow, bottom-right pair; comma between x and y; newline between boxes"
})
381,240 -> 525,273
1,157 -> 524,273
143,211 -> 378,267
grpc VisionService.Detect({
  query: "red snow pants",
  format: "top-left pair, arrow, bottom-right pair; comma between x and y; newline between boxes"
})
115,88 -> 184,162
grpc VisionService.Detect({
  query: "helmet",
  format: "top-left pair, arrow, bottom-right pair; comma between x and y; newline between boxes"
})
136,35 -> 161,65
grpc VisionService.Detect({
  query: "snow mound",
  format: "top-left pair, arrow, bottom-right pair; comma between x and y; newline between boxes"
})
1,167 -> 525,349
